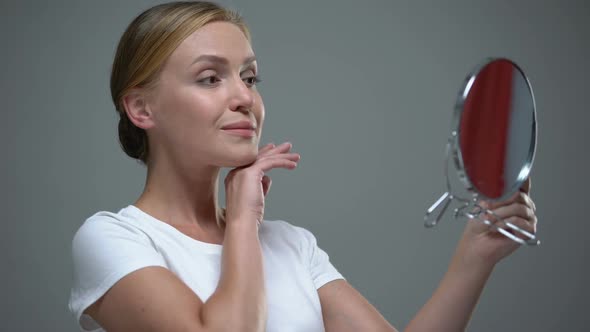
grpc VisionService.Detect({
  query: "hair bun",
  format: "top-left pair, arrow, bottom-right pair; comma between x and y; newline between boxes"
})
118,114 -> 147,161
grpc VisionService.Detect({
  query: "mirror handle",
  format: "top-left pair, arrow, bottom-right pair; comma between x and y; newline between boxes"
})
424,191 -> 453,227
460,207 -> 541,246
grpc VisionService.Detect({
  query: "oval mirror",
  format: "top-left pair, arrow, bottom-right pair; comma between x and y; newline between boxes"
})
425,58 -> 539,245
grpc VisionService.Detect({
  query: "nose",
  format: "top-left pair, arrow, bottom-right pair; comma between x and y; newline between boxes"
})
228,76 -> 255,112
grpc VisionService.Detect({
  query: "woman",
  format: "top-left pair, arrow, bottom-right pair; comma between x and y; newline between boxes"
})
68,2 -> 538,331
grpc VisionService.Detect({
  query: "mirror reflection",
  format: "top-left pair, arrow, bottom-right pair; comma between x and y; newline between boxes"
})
458,59 -> 536,200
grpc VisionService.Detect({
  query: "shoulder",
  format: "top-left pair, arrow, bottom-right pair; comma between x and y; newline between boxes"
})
261,219 -> 314,239
72,208 -> 150,249
71,206 -> 162,270
259,219 -> 320,253
69,207 -> 167,329
70,206 -> 166,292
262,219 -> 345,288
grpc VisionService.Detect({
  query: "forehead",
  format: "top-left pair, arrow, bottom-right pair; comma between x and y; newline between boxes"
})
170,21 -> 254,65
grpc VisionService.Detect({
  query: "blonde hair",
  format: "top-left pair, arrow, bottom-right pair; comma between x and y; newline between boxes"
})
111,1 -> 251,164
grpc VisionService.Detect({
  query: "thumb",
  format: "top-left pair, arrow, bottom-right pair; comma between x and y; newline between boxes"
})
520,177 -> 531,194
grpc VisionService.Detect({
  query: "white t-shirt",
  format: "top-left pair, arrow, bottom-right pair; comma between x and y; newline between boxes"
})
68,205 -> 345,331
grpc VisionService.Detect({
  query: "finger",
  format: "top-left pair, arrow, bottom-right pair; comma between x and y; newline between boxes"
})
254,155 -> 299,173
482,192 -> 534,211
529,196 -> 536,212
517,192 -> 537,212
256,142 -> 293,160
520,177 -> 531,194
489,203 -> 535,223
496,216 -> 536,240
257,152 -> 301,164
258,143 -> 276,156
257,154 -> 301,170
261,175 -> 272,196
263,142 -> 293,155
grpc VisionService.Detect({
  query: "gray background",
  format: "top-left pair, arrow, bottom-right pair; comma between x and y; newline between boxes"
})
1,0 -> 588,331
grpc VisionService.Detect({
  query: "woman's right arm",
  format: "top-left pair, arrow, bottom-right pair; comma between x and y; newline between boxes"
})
84,142 -> 299,332
85,220 -> 264,332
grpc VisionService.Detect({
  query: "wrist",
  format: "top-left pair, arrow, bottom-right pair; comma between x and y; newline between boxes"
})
449,253 -> 494,282
224,217 -> 260,235
451,236 -> 496,275
225,210 -> 262,226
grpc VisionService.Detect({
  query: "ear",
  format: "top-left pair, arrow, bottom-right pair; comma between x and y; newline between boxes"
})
121,88 -> 155,130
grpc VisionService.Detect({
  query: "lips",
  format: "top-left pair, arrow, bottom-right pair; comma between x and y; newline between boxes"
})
221,120 -> 256,130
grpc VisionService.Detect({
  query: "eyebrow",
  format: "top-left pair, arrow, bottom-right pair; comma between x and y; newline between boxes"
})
189,54 -> 257,68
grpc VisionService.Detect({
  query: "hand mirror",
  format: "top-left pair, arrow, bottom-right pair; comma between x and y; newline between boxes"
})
424,58 -> 539,246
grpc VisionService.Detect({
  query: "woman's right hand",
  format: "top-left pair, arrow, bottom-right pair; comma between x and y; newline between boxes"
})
224,142 -> 300,227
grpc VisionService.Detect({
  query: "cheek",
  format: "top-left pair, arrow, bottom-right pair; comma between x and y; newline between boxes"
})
255,94 -> 265,126
158,87 -> 218,127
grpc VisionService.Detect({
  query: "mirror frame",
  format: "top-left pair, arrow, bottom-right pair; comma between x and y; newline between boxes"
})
450,57 -> 538,202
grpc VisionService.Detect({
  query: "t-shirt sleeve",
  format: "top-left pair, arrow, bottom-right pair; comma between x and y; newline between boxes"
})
296,225 -> 345,289
68,214 -> 167,331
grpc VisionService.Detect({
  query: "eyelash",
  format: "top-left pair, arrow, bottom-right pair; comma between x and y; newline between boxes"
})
198,75 -> 262,87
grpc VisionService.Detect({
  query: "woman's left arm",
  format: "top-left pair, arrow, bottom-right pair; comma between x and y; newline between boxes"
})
319,178 -> 537,332
405,178 -> 537,331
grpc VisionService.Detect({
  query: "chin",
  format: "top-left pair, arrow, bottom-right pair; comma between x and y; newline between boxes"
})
221,147 -> 258,167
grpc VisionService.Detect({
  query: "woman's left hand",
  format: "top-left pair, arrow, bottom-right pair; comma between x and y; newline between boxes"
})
455,177 -> 538,269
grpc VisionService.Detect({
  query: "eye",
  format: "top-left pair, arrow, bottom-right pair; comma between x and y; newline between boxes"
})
197,76 -> 221,85
243,75 -> 262,87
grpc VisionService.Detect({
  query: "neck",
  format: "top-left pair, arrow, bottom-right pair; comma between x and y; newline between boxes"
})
133,153 -> 225,233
